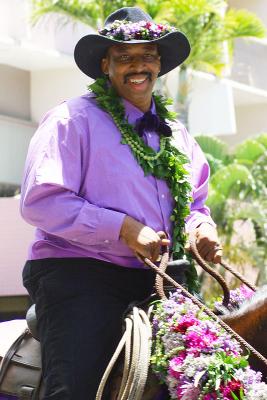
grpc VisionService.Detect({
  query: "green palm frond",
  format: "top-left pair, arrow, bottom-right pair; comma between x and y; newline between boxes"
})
210,164 -> 253,198
224,9 -> 266,40
177,16 -> 226,72
256,132 -> 267,149
205,154 -> 224,176
31,0 -> 136,28
102,0 -> 136,21
188,39 -> 226,73
167,0 -> 220,27
166,4 -> 224,73
250,151 -> 267,198
194,135 -> 232,175
206,186 -> 226,222
234,139 -> 266,162
136,0 -> 171,21
31,0 -> 99,27
229,201 -> 266,232
195,135 -> 228,161
190,60 -> 225,76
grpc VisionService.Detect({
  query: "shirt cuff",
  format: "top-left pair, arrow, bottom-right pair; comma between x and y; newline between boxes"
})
96,208 -> 126,243
185,214 -> 216,233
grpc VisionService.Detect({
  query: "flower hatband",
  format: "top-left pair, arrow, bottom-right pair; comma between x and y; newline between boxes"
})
99,20 -> 176,41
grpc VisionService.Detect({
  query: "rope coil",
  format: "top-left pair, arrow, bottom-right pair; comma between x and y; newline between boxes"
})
95,307 -> 152,400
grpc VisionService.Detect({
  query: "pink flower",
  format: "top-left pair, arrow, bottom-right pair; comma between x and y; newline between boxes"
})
239,285 -> 254,300
168,351 -> 187,379
185,330 -> 218,353
220,379 -> 243,399
177,382 -> 200,400
203,393 -> 217,400
172,315 -> 199,333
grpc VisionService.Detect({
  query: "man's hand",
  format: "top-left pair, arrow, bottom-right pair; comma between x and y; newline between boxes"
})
190,223 -> 222,264
120,216 -> 170,262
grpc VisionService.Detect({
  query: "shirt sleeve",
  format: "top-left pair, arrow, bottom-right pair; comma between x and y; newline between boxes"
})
181,130 -> 216,232
20,109 -> 126,246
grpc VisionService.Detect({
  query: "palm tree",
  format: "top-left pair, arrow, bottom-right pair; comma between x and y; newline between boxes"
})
153,0 -> 266,126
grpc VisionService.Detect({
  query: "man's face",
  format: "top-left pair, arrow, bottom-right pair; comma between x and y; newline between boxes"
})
101,43 -> 161,107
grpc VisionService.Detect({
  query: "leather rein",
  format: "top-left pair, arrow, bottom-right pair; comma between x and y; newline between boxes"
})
147,239 -> 267,369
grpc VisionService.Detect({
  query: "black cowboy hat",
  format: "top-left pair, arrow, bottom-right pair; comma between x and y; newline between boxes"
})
74,7 -> 190,79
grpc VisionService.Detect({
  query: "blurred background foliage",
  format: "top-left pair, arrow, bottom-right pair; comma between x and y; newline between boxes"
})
195,133 -> 267,293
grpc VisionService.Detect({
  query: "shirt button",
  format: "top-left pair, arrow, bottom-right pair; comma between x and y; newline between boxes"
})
161,194 -> 165,198
104,240 -> 109,244
148,133 -> 152,138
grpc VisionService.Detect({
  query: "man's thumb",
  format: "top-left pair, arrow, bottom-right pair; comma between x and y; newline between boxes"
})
157,231 -> 170,244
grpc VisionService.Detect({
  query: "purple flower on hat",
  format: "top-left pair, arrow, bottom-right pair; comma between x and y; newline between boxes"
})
99,20 -> 176,41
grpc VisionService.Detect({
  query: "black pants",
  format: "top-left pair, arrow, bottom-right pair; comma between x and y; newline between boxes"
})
23,258 -> 155,400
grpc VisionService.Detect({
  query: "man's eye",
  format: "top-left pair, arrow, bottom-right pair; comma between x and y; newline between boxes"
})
118,55 -> 131,62
143,54 -> 157,61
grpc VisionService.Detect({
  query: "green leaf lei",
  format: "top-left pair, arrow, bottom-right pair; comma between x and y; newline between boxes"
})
89,77 -> 199,291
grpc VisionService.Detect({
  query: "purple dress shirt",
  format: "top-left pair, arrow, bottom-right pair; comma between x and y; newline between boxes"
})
20,93 -> 215,268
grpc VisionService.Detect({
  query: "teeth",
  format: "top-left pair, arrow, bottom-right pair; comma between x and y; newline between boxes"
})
130,78 -> 146,84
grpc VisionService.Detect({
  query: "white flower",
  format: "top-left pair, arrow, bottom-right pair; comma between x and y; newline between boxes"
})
246,382 -> 267,399
182,354 -> 215,378
162,331 -> 183,353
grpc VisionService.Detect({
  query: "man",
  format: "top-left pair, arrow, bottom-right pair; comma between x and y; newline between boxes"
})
20,7 -> 222,400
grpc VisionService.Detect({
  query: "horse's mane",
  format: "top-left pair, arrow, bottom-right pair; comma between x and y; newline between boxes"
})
222,286 -> 267,346
227,286 -> 267,319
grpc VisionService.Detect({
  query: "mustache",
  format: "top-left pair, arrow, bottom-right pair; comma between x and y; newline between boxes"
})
124,72 -> 152,84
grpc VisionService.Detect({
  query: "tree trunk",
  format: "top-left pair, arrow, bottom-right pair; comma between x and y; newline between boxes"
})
175,65 -> 192,131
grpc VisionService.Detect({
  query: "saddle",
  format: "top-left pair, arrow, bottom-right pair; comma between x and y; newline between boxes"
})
0,305 -> 44,400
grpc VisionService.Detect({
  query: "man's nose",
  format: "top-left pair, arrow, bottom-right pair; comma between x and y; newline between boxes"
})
131,55 -> 146,69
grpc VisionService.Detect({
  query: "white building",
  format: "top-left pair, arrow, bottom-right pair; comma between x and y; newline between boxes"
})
0,0 -> 266,299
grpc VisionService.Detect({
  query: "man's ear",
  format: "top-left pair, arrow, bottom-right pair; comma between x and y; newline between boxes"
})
101,58 -> 109,75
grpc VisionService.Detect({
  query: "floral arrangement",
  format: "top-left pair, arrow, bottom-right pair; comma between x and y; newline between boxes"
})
151,288 -> 267,399
214,285 -> 254,313
99,20 -> 176,41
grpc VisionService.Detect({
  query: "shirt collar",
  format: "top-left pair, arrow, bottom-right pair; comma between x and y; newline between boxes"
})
123,97 -> 156,125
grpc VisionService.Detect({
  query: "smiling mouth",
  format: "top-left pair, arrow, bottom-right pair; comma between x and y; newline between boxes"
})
124,72 -> 152,85
129,77 -> 147,84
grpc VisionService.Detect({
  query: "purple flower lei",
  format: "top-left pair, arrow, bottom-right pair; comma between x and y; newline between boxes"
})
99,20 -> 176,41
151,288 -> 267,399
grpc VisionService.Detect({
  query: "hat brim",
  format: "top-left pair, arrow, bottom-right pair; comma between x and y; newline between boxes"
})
74,31 -> 190,79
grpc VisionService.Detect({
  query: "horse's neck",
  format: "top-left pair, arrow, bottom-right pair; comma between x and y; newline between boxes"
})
223,287 -> 267,349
